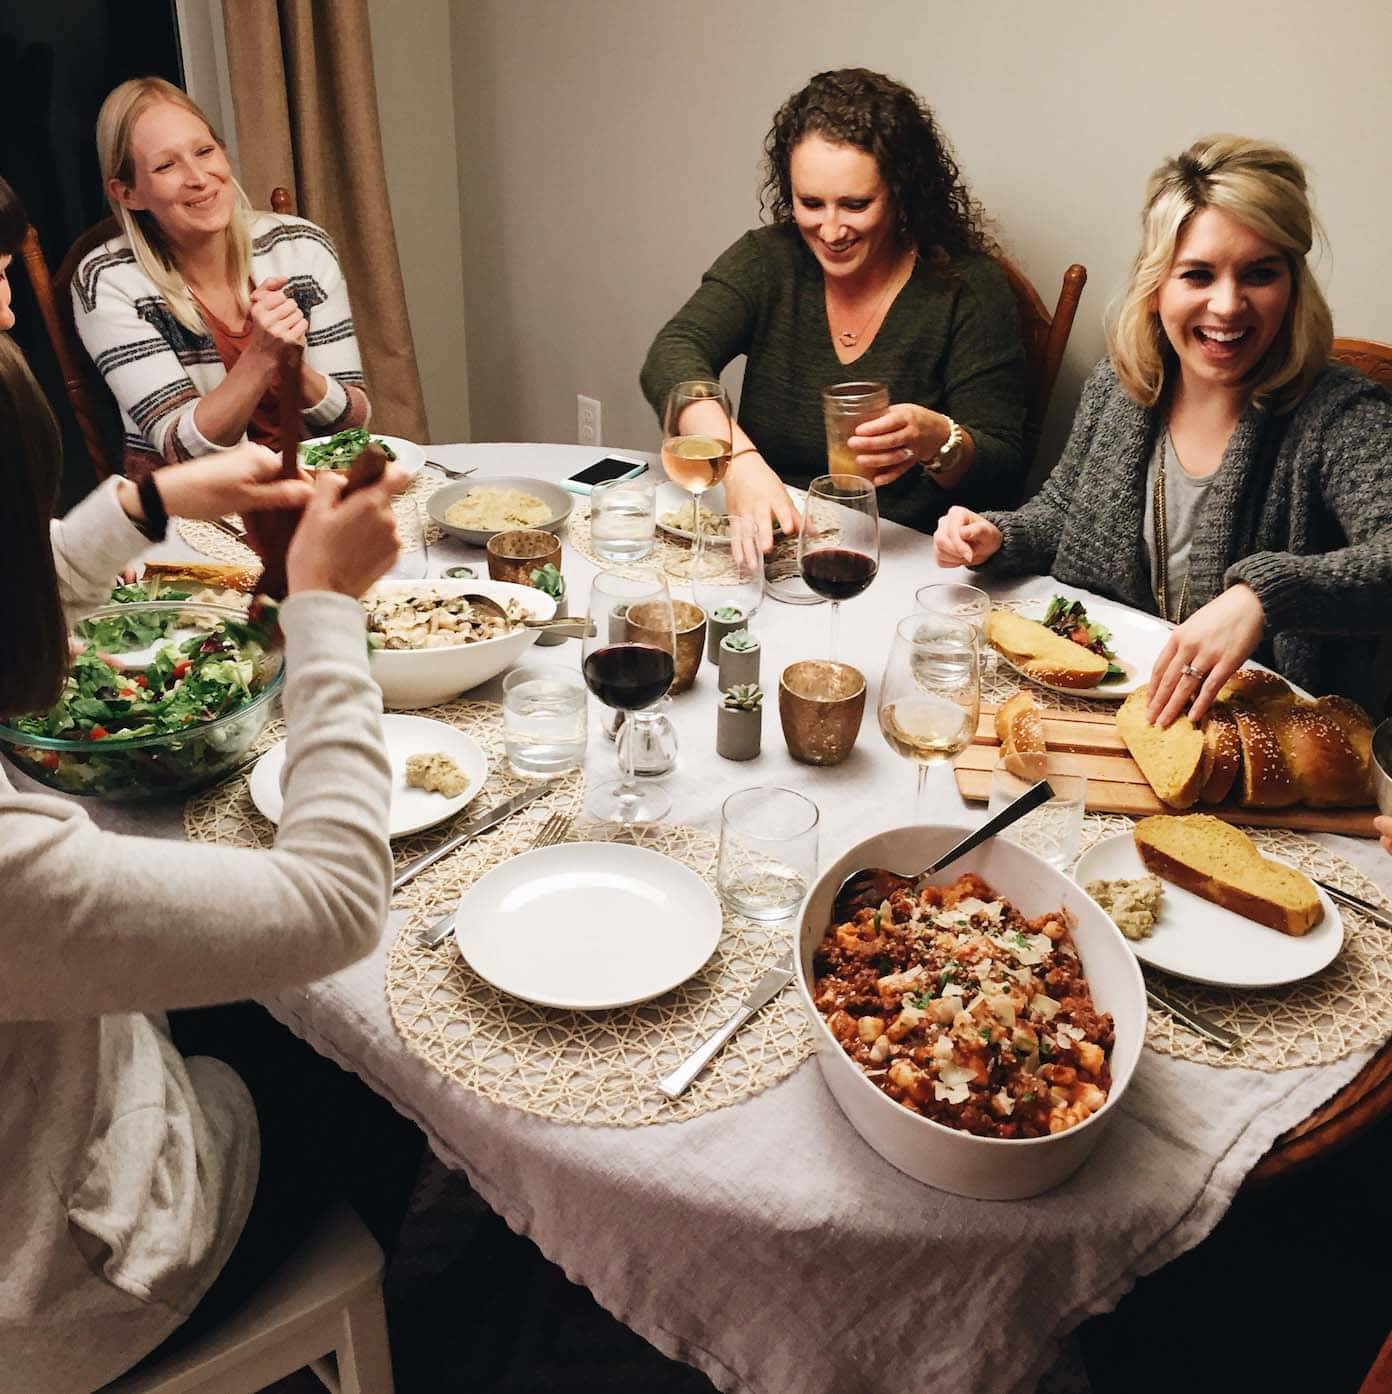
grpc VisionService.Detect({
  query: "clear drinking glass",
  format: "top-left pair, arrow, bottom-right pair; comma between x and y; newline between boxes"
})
692,516 -> 764,630
915,581 -> 996,679
988,762 -> 1086,870
878,613 -> 980,822
716,786 -> 819,921
822,381 -> 890,479
581,570 -> 676,824
797,474 -> 879,660
661,380 -> 732,582
589,476 -> 656,563
502,663 -> 588,778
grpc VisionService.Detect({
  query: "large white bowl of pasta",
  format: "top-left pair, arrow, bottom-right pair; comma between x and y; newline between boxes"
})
364,578 -> 555,708
796,825 -> 1145,1200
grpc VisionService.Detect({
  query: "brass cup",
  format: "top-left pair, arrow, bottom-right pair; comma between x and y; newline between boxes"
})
626,599 -> 705,694
779,660 -> 866,765
485,529 -> 562,585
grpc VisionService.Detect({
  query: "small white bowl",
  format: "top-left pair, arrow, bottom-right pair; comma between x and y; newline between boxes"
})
366,578 -> 555,709
795,825 -> 1146,1200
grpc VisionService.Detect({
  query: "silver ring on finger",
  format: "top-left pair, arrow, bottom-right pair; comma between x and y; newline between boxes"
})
1180,663 -> 1207,680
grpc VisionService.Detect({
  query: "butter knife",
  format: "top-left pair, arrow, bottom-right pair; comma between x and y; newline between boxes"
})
658,952 -> 795,1099
1144,976 -> 1239,1051
392,785 -> 547,893
1314,878 -> 1392,933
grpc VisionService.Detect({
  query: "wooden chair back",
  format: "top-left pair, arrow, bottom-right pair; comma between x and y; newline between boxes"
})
996,256 -> 1088,465
1332,336 -> 1392,390
18,186 -> 300,482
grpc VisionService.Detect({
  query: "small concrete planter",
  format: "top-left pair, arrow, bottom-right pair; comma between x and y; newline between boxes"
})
706,606 -> 748,663
718,631 -> 760,692
608,603 -> 630,645
716,685 -> 763,761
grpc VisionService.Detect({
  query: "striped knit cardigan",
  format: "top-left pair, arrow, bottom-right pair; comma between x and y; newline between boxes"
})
72,213 -> 370,474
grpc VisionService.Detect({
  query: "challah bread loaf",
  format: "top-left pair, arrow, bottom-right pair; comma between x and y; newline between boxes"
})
1116,687 -> 1212,809
986,610 -> 1109,688
1227,699 -> 1300,808
1132,814 -> 1323,935
1267,700 -> 1371,807
994,690 -> 1047,779
1199,704 -> 1241,805
1313,695 -> 1376,804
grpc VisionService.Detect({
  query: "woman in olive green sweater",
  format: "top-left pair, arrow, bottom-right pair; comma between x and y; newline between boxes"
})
641,68 -> 1027,550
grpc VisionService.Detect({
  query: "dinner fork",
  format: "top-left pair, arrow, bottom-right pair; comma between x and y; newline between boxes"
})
417,811 -> 572,948
426,459 -> 478,479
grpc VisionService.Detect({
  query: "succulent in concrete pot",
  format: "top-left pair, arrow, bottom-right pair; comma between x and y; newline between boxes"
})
716,683 -> 763,760
717,628 -> 760,691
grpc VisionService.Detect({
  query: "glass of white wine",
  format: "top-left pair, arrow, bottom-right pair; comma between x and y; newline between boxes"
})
661,379 -> 732,581
878,614 -> 980,823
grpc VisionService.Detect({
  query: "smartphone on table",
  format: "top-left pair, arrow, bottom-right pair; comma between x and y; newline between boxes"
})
562,455 -> 650,495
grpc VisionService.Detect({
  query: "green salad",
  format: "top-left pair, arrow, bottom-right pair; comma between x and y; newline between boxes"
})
1041,596 -> 1126,683
3,604 -> 282,799
301,428 -> 397,471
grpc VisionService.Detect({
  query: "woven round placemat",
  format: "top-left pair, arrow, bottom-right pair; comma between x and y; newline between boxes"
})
184,698 -> 584,870
383,818 -> 813,1127
1075,815 -> 1392,1070
177,468 -> 449,566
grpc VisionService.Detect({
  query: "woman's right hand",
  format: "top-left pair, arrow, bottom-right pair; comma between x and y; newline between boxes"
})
246,275 -> 309,372
724,453 -> 799,566
934,506 -> 1002,567
286,466 -> 407,597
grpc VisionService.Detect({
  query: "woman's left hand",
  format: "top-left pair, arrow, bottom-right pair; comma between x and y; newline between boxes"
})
1147,583 -> 1265,728
848,405 -> 951,486
120,443 -> 315,524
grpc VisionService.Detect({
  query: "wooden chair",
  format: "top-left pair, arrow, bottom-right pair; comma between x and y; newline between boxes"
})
1333,336 -> 1392,390
996,257 -> 1088,465
17,186 -> 299,482
1360,1329 -> 1392,1394
101,1202 -> 393,1394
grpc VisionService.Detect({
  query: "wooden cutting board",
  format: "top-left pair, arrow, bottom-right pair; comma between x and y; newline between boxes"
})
954,704 -> 1378,837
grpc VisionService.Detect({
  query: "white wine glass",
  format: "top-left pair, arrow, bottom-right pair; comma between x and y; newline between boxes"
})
661,380 -> 732,582
797,474 -> 879,660
582,570 -> 676,825
878,613 -> 980,823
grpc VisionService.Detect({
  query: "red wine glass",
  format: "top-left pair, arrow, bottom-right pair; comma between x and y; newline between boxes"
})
582,569 -> 676,824
796,473 -> 880,658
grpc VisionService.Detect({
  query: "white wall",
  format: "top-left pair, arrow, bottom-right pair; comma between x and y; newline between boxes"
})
367,0 -> 470,441
448,0 -> 1392,463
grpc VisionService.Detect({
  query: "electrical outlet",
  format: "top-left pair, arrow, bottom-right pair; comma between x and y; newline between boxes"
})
577,394 -> 601,446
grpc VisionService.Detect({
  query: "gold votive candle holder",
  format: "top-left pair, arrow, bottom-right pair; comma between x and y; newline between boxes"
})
485,529 -> 562,585
626,599 -> 705,694
779,659 -> 866,765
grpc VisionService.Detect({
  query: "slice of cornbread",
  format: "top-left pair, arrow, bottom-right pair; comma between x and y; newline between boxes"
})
1115,686 -> 1211,809
986,610 -> 1109,688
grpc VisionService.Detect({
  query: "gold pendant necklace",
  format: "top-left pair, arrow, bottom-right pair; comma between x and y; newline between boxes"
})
1152,434 -> 1190,624
834,250 -> 914,348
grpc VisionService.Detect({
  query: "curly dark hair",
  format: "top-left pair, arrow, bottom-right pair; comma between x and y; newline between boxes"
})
760,69 -> 993,264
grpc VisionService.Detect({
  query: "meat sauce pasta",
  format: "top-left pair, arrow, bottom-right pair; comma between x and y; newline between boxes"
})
813,873 -> 1114,1139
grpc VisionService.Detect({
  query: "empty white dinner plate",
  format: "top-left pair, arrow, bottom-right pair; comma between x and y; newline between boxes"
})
299,433 -> 426,479
1074,831 -> 1343,988
249,714 -> 487,838
454,842 -> 723,1009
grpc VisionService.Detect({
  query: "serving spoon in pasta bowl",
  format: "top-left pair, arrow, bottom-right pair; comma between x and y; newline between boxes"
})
460,592 -> 595,638
831,779 -> 1055,921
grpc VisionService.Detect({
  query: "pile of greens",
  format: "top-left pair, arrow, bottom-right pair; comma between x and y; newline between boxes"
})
301,428 -> 397,471
1041,596 -> 1126,683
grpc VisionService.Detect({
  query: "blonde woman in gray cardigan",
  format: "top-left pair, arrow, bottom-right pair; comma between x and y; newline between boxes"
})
935,136 -> 1392,724
0,334 -> 406,1392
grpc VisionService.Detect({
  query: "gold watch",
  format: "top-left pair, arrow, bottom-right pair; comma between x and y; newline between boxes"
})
923,418 -> 965,476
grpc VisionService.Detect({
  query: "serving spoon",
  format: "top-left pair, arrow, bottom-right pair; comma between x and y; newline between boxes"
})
460,592 -> 595,638
831,779 -> 1056,921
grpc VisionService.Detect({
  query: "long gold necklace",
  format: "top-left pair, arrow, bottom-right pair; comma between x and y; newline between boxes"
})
833,249 -> 915,348
1152,435 -> 1191,623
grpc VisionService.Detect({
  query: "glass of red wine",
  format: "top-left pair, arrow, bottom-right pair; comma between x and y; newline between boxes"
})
582,569 -> 677,824
796,473 -> 879,658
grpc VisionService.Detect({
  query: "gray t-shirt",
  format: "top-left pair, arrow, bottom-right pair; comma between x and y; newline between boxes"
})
1142,431 -> 1216,618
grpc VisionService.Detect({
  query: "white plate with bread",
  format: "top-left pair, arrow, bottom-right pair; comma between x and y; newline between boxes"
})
1075,816 -> 1343,987
988,595 -> 1171,700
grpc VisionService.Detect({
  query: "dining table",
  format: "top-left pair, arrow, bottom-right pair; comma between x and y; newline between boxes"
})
44,440 -> 1392,1394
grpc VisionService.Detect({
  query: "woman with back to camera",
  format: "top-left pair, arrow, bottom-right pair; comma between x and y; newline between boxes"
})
0,172 -> 410,1392
73,78 -> 370,539
641,67 -> 1027,554
936,135 -> 1392,724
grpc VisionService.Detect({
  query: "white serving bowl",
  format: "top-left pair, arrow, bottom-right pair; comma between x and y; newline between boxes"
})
366,578 -> 556,709
795,824 -> 1146,1200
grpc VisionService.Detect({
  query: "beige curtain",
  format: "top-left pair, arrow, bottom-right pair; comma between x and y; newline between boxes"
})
221,0 -> 429,441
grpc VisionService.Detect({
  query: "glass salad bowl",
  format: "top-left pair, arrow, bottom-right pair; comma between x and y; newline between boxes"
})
0,600 -> 284,800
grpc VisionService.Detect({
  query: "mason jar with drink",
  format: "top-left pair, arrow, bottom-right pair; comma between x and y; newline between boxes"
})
821,381 -> 890,480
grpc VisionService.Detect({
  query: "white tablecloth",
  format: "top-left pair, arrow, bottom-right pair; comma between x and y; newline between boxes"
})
69,442 -> 1387,1394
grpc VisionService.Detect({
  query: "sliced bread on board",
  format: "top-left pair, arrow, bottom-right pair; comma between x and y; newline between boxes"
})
1115,686 -> 1212,809
1198,703 -> 1242,805
986,610 -> 1109,689
1132,814 -> 1323,935
995,690 -> 1048,778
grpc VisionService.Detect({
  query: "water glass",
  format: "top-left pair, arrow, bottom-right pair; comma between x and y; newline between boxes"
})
987,761 -> 1086,870
822,381 -> 889,478
717,787 -> 819,921
590,477 -> 656,563
915,582 -> 996,679
502,663 -> 588,778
